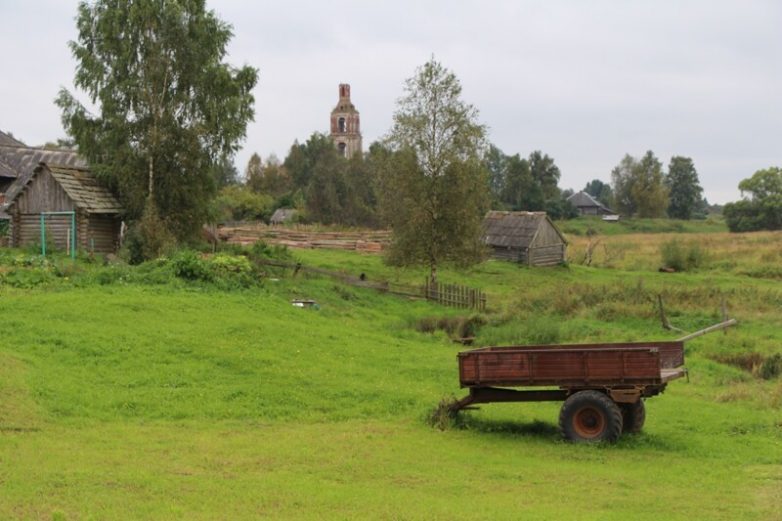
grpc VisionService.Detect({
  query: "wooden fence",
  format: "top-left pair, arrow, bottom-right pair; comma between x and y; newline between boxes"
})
255,258 -> 487,311
424,279 -> 486,311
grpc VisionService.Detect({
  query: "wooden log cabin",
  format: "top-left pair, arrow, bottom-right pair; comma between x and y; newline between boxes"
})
4,162 -> 123,254
482,211 -> 567,266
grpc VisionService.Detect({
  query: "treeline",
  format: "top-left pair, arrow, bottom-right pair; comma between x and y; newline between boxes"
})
598,151 -> 707,220
216,142 -> 723,228
214,138 -> 578,226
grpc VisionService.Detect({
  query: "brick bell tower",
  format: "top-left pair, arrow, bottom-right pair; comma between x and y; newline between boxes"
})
330,84 -> 362,159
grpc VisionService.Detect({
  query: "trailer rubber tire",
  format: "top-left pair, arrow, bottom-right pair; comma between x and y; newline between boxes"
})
619,400 -> 646,434
559,390 -> 623,443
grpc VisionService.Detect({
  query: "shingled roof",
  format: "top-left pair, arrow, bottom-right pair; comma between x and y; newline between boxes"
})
567,191 -> 613,213
483,211 -> 565,248
0,130 -> 25,147
0,145 -> 85,179
5,163 -> 122,215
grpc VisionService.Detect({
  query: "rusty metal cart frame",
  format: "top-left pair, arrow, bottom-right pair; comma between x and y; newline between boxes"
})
451,340 -> 688,442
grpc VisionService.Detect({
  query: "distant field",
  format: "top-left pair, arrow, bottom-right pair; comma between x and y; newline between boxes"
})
557,215 -> 728,236
0,236 -> 780,519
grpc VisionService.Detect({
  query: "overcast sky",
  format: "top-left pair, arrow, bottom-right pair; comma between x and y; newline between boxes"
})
1,1 -> 780,203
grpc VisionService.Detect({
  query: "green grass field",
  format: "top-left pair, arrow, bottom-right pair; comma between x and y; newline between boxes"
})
0,234 -> 780,519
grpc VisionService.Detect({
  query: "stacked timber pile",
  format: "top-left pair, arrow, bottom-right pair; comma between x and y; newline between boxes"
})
217,223 -> 390,253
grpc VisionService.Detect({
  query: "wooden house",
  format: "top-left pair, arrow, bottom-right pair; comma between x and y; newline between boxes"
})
482,211 -> 567,266
5,162 -> 123,253
567,191 -> 616,216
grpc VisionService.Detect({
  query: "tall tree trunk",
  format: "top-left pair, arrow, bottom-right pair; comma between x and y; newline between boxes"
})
148,154 -> 154,198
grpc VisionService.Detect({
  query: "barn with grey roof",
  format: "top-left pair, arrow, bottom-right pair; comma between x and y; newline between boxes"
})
482,211 -> 567,266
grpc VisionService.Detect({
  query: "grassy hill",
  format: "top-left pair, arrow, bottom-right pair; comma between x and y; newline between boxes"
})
0,235 -> 780,519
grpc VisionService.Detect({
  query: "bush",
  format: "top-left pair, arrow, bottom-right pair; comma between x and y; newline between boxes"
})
212,185 -> 274,223
171,250 -> 214,282
121,203 -> 176,264
660,239 -> 706,271
1,268 -> 54,288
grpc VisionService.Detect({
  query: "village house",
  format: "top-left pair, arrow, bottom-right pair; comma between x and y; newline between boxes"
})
1,130 -> 124,253
567,191 -> 616,217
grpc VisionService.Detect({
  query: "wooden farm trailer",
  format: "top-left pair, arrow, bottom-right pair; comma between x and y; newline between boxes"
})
452,341 -> 687,442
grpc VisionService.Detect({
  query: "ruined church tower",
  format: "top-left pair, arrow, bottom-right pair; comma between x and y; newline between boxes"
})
330,84 -> 362,159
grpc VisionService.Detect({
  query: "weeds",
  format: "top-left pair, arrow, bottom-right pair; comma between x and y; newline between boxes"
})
426,396 -> 464,431
415,314 -> 486,339
660,239 -> 707,271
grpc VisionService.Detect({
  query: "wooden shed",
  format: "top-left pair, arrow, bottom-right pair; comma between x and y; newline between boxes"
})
482,211 -> 567,266
270,208 -> 298,225
5,162 -> 123,253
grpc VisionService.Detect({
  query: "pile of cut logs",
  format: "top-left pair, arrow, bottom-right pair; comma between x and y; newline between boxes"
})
217,223 -> 390,253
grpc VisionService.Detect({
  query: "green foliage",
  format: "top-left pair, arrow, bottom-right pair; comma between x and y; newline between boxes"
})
738,166 -> 782,200
666,156 -> 703,220
171,250 -> 214,281
382,58 -> 489,282
500,153 -> 541,210
57,0 -> 258,242
134,200 -> 176,262
211,155 -> 240,188
584,179 -> 613,207
246,153 -> 291,198
211,185 -> 274,222
724,167 -> 782,232
544,195 -> 579,220
245,152 -> 263,190
284,133 -> 336,191
488,146 -> 570,216
529,150 -> 561,201
660,239 -> 706,271
611,151 -> 669,217
279,133 -> 377,227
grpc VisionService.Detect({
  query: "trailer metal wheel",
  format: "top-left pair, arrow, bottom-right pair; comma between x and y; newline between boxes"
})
619,400 -> 646,434
559,390 -> 623,443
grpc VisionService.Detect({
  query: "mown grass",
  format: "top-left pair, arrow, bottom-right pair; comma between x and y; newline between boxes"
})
0,237 -> 780,519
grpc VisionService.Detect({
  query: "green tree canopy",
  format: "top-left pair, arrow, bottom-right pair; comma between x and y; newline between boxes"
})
584,179 -> 613,207
724,167 -> 782,232
529,150 -> 561,201
57,0 -> 257,244
738,167 -> 782,201
501,154 -> 541,211
277,133 -> 377,227
380,58 -> 489,283
485,145 -> 569,216
611,151 -> 669,217
665,156 -> 703,220
212,156 -> 239,188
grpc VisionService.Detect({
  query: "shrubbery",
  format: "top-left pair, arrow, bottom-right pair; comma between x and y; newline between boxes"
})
0,241 -> 294,291
211,185 -> 275,223
660,239 -> 706,271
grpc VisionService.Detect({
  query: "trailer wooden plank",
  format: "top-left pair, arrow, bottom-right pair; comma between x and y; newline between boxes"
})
458,341 -> 684,389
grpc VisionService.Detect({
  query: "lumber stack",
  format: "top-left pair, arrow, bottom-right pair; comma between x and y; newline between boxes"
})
217,223 -> 390,254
